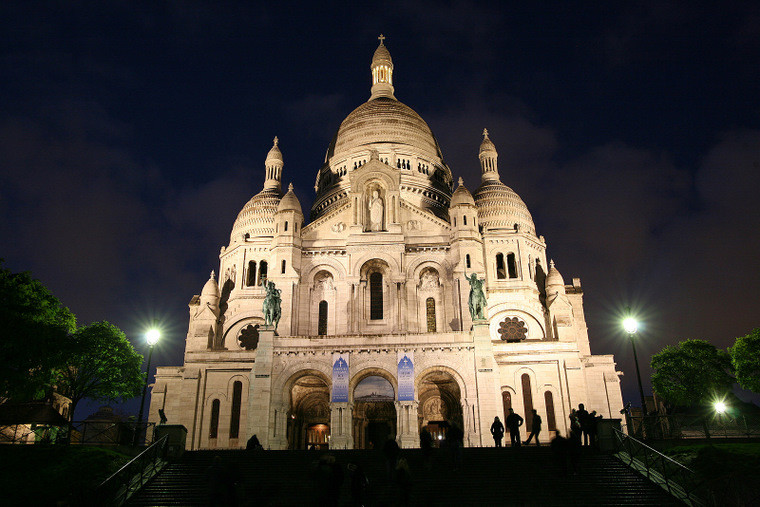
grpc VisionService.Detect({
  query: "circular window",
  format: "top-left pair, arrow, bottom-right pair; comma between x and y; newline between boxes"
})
238,324 -> 260,350
498,317 -> 528,342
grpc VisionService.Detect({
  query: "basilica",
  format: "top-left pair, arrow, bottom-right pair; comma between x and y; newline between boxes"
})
148,38 -> 625,450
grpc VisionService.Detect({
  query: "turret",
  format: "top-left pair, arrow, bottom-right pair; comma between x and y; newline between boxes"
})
264,137 -> 283,191
479,128 -> 499,182
370,34 -> 395,100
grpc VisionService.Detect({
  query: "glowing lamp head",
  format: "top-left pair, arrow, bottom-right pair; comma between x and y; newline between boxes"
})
623,318 -> 638,335
714,401 -> 727,414
146,329 -> 161,346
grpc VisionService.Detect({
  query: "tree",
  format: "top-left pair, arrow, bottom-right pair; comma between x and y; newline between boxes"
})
650,339 -> 734,408
730,328 -> 760,393
0,262 -> 77,401
57,321 -> 144,420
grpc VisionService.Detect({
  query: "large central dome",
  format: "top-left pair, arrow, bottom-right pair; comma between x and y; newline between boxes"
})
326,97 -> 443,162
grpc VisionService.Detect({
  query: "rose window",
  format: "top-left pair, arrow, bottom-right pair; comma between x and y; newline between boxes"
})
238,324 -> 260,350
498,317 -> 528,342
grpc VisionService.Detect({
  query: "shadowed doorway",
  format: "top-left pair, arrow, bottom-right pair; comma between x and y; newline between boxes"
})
352,375 -> 396,449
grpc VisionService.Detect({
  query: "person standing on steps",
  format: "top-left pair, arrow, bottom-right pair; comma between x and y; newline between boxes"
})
576,403 -> 590,446
505,408 -> 524,447
524,409 -> 542,446
490,416 -> 505,447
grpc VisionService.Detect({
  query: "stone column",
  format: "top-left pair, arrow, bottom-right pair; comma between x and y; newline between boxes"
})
395,400 -> 419,448
269,401 -> 289,450
246,325 -> 275,448
329,402 -> 353,449
473,320 -> 500,446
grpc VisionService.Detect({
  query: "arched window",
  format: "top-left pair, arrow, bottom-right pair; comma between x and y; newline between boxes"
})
522,374 -> 534,430
496,253 -> 506,279
369,272 -> 383,320
247,261 -> 256,286
284,221 -> 288,232
502,391 -> 512,417
465,254 -> 471,269
281,259 -> 286,274
230,381 -> 242,439
209,399 -> 220,439
258,261 -> 268,286
544,391 -> 557,431
507,253 -> 518,279
318,300 -> 328,335
426,297 -> 436,332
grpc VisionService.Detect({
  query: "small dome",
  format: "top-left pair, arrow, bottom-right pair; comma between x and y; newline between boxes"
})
450,177 -> 475,207
372,40 -> 393,67
474,180 -> 536,234
277,183 -> 303,215
201,271 -> 220,301
266,136 -> 283,164
479,128 -> 497,156
230,187 -> 282,240
545,260 -> 566,292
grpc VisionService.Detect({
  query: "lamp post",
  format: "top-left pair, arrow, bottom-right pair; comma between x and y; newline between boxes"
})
135,329 -> 160,445
623,313 -> 648,418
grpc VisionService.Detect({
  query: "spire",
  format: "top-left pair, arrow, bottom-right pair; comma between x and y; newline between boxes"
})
479,128 -> 499,182
264,136 -> 283,191
370,34 -> 395,100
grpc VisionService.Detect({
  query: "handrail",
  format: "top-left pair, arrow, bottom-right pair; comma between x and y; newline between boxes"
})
95,434 -> 169,506
612,428 -> 705,506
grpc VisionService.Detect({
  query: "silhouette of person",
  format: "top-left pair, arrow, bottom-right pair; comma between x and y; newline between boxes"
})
447,422 -> 464,470
505,408 -> 524,447
347,462 -> 368,507
419,426 -> 433,468
569,409 -> 581,445
246,433 -> 262,451
577,403 -> 590,446
490,416 -> 505,447
550,430 -> 570,476
524,409 -> 542,446
383,436 -> 400,480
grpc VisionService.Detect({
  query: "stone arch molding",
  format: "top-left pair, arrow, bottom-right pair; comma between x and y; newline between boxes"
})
488,306 -> 546,341
407,257 -> 453,281
222,315 -> 265,350
273,362 -> 333,407
303,259 -> 347,282
353,253 -> 400,279
414,364 -> 470,400
350,159 -> 400,192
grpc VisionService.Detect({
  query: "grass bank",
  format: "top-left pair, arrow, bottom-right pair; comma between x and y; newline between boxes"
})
0,445 -> 131,506
663,442 -> 760,504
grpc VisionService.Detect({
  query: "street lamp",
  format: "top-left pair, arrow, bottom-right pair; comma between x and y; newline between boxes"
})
135,328 -> 160,445
624,310 -> 648,418
714,401 -> 727,414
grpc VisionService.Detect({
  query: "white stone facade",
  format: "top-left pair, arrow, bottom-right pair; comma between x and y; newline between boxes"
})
148,39 -> 624,450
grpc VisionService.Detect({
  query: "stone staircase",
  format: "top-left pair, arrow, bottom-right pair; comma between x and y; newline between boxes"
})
127,446 -> 682,506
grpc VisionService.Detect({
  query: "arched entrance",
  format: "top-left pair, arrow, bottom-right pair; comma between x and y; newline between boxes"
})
418,370 -> 464,445
287,373 -> 330,449
352,375 -> 396,449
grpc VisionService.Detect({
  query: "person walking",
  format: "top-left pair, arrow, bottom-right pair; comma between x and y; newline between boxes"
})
490,416 -> 505,447
505,408 -> 523,447
524,409 -> 542,446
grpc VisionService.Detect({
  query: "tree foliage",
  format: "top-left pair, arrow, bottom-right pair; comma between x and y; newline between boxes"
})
730,328 -> 760,393
57,321 -> 145,419
0,262 -> 76,400
650,339 -> 734,407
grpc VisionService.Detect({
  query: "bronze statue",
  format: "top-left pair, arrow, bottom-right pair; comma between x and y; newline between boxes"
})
465,272 -> 487,320
263,280 -> 282,330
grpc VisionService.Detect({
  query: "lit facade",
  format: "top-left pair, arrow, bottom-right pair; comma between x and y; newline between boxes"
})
148,39 -> 625,450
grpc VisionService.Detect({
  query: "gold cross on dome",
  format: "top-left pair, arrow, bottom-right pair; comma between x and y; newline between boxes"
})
378,34 -> 386,45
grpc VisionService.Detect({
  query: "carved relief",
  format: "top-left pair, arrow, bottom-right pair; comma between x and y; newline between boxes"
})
419,268 -> 439,290
331,221 -> 346,232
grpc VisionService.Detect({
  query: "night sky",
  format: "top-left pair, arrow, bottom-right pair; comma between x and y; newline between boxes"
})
2,1 -> 759,419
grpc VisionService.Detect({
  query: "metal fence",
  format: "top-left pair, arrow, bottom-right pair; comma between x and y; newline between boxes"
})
0,421 -> 156,446
623,413 -> 760,440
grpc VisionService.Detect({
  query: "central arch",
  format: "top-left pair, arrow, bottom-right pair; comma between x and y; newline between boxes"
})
351,369 -> 397,449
